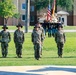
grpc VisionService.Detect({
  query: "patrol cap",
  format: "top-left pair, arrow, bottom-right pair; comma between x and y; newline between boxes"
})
34,25 -> 40,28
16,23 -> 23,28
2,25 -> 8,29
57,23 -> 63,28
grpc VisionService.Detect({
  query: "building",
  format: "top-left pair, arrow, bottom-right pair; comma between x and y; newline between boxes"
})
0,0 -> 37,26
0,0 -> 76,26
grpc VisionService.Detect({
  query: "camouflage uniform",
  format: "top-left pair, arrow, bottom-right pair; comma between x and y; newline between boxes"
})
14,24 -> 24,58
36,23 -> 45,56
55,26 -> 66,58
0,25 -> 11,58
32,26 -> 43,60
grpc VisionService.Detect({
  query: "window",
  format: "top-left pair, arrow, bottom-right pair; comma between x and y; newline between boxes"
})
62,18 -> 64,22
30,6 -> 34,12
22,3 -> 26,10
30,16 -> 34,22
22,15 -> 25,21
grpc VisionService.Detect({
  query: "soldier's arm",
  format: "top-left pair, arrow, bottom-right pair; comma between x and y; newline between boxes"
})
22,32 -> 24,43
55,32 -> 57,43
0,32 -> 1,42
41,32 -> 44,42
63,33 -> 66,43
14,31 -> 16,43
31,32 -> 34,43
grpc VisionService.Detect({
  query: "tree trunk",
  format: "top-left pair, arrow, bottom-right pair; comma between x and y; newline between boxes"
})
4,18 -> 8,25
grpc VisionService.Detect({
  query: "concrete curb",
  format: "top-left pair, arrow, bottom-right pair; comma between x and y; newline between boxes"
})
0,66 -> 76,75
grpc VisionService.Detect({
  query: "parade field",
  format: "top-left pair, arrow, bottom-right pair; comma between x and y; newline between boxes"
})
0,26 -> 76,66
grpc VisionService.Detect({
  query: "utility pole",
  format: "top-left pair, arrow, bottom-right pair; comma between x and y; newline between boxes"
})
25,0 -> 30,33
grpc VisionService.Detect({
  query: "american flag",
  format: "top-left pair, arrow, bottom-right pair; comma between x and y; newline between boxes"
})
46,4 -> 51,21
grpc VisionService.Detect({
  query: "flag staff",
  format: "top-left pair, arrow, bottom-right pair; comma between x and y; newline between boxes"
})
49,0 -> 50,5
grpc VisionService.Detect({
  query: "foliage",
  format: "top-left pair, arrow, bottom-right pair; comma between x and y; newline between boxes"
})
13,13 -> 20,19
35,0 -> 73,11
0,0 -> 17,24
57,0 -> 73,11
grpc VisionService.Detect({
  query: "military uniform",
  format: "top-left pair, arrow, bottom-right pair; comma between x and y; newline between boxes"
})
36,23 -> 45,56
0,25 -> 11,58
14,24 -> 24,58
32,26 -> 43,60
55,25 -> 66,58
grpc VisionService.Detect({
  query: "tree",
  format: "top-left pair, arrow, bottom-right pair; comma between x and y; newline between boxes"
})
35,0 -> 73,11
13,13 -> 21,23
0,0 -> 17,25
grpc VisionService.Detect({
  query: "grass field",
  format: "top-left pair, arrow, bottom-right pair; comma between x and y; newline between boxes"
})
0,31 -> 76,66
0,25 -> 76,30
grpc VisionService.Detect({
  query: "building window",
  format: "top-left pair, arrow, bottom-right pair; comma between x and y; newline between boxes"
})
30,16 -> 34,22
22,3 -> 26,10
62,18 -> 64,23
22,15 -> 25,21
30,6 -> 34,12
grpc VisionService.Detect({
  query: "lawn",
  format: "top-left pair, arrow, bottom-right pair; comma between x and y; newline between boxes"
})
0,32 -> 76,66
0,25 -> 76,30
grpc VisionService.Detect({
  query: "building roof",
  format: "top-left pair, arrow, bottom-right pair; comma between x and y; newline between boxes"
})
57,11 -> 69,15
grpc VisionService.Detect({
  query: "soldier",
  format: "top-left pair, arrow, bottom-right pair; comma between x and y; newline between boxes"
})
55,25 -> 66,58
0,25 -> 11,58
14,24 -> 24,58
36,22 -> 45,56
31,26 -> 43,60
48,25 -> 52,37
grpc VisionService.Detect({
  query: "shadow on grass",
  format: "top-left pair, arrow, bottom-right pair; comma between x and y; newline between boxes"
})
27,66 -> 76,73
0,56 -> 76,59
63,56 -> 76,58
0,71 -> 40,75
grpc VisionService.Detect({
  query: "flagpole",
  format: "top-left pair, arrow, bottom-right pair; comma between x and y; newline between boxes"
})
49,0 -> 50,5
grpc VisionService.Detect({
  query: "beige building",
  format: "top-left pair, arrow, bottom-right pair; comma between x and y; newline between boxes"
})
0,0 -> 76,26
0,0 -> 37,26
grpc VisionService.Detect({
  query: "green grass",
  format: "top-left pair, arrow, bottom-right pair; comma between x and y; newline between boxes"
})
0,32 -> 76,66
64,26 -> 76,30
0,26 -> 76,30
0,26 -> 34,30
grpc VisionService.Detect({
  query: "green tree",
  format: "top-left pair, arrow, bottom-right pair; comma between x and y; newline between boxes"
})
35,0 -> 73,11
0,0 -> 17,25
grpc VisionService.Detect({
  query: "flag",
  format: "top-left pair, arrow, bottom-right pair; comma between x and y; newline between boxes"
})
52,0 -> 56,17
46,4 -> 51,21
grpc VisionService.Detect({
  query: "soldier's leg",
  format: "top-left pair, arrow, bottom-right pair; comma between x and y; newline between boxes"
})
1,43 -> 5,57
36,43 -> 40,60
18,43 -> 22,58
15,43 -> 19,57
48,33 -> 51,37
40,43 -> 42,56
4,43 -> 8,57
60,43 -> 64,57
57,43 -> 61,57
34,44 -> 38,59
49,33 -> 51,37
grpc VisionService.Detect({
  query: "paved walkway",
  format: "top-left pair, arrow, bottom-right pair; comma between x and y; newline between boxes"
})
0,66 -> 76,75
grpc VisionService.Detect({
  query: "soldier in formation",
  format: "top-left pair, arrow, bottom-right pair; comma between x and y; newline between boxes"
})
55,25 -> 66,58
31,25 -> 44,60
14,24 -> 24,58
0,25 -> 11,58
36,22 -> 45,56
